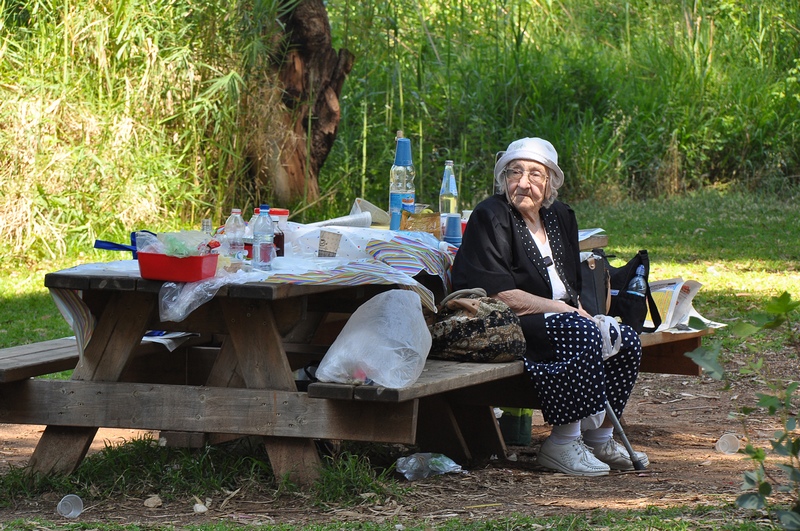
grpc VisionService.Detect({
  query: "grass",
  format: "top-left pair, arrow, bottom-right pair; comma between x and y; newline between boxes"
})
0,506 -> 777,529
1,189 -> 798,528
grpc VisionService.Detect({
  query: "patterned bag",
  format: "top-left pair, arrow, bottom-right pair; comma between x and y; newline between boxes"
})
428,288 -> 526,362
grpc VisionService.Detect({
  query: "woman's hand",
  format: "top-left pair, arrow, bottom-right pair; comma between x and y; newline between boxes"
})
494,289 -> 589,318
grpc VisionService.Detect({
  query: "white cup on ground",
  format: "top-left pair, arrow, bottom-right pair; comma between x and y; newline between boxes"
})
57,494 -> 83,518
715,433 -> 740,454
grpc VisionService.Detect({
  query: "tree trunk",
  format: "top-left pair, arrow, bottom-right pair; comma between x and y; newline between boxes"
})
271,0 -> 354,204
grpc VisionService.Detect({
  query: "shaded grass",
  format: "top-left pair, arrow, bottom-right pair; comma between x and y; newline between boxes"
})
0,435 -> 276,505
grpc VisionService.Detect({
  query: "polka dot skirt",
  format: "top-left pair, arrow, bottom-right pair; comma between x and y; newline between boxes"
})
523,312 -> 642,426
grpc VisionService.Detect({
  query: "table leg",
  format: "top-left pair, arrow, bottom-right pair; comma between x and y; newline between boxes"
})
29,291 -> 155,475
219,297 -> 322,485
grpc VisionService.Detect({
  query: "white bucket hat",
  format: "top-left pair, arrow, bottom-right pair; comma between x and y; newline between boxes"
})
494,137 -> 565,184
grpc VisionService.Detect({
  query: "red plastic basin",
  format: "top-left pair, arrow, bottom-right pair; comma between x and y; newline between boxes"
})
137,252 -> 219,282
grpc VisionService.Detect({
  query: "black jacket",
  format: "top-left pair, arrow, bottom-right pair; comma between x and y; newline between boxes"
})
451,194 -> 582,360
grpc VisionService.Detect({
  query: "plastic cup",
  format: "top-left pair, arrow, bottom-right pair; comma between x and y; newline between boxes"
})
715,433 -> 740,454
57,494 -> 83,518
394,138 -> 412,165
444,213 -> 462,238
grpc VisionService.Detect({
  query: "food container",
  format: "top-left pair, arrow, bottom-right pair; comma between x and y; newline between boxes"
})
137,252 -> 219,282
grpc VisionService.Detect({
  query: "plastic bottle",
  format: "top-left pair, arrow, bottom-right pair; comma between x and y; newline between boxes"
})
201,218 -> 213,236
225,208 -> 246,262
627,265 -> 647,297
389,135 -> 415,230
244,207 -> 260,238
439,160 -> 459,216
251,203 -> 275,271
269,207 -> 289,257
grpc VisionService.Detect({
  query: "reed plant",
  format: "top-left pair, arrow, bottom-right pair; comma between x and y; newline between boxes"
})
325,0 -> 800,213
1,0 -> 799,264
0,0 -> 291,264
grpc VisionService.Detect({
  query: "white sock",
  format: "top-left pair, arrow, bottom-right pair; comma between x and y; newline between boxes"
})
583,427 -> 614,446
548,421 -> 581,445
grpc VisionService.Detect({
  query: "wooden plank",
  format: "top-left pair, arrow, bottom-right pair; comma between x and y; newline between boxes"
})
0,338 -> 78,382
641,337 -> 703,375
0,380 -> 417,443
640,329 -> 712,376
220,298 -> 323,485
351,360 -> 525,402
640,328 -> 713,348
306,382 -> 355,400
579,234 -> 608,251
29,290 -> 155,475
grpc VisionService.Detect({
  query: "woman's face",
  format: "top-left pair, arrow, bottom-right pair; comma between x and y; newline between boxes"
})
505,159 -> 548,216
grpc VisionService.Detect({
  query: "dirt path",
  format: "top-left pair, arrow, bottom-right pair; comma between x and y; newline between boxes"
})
0,351 -> 794,527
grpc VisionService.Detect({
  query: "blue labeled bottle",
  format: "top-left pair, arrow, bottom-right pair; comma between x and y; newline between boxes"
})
251,204 -> 275,271
389,136 -> 415,230
627,265 -> 647,297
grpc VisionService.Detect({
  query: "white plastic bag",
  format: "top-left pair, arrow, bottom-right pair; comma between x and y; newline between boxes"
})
315,289 -> 431,388
594,314 -> 622,360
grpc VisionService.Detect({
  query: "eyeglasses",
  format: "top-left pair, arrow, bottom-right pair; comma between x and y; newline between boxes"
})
504,167 -> 548,185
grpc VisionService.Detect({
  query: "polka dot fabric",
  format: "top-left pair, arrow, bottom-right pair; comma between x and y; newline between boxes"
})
523,312 -> 642,426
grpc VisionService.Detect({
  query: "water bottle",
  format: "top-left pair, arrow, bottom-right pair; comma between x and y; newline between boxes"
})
269,207 -> 288,257
244,207 -> 259,238
251,203 -> 275,271
389,135 -> 415,230
438,160 -> 459,215
627,265 -> 647,297
224,208 -> 246,262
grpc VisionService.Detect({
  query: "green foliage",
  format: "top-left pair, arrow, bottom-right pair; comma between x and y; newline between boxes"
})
0,0 -> 290,265
686,292 -> 800,528
311,451 -> 403,507
325,0 -> 800,221
4,0 -> 800,260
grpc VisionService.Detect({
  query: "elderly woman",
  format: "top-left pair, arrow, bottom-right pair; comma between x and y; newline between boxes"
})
451,137 -> 648,476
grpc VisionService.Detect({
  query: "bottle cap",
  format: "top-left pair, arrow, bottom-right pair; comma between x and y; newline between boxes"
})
270,208 -> 290,216
394,138 -> 413,166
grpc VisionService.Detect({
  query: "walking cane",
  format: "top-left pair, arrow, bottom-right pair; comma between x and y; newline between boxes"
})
604,400 -> 646,471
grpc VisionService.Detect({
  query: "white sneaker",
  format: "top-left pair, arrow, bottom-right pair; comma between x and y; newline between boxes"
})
536,436 -> 610,476
589,438 -> 650,470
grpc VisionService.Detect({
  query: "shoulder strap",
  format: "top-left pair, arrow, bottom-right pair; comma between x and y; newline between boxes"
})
440,288 -> 487,306
642,283 -> 662,333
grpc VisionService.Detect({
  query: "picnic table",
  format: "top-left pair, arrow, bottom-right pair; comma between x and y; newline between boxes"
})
0,228 -> 712,484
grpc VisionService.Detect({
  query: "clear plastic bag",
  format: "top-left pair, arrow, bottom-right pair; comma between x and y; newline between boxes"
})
315,289 -> 431,388
158,269 -> 266,323
395,452 -> 462,481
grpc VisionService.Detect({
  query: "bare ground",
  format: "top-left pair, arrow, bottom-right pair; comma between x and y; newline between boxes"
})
0,346 -> 797,528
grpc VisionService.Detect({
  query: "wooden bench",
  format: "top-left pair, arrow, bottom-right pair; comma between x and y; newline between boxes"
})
0,338 -> 79,383
0,335 -> 215,384
0,327 -> 711,464
305,328 -> 713,464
